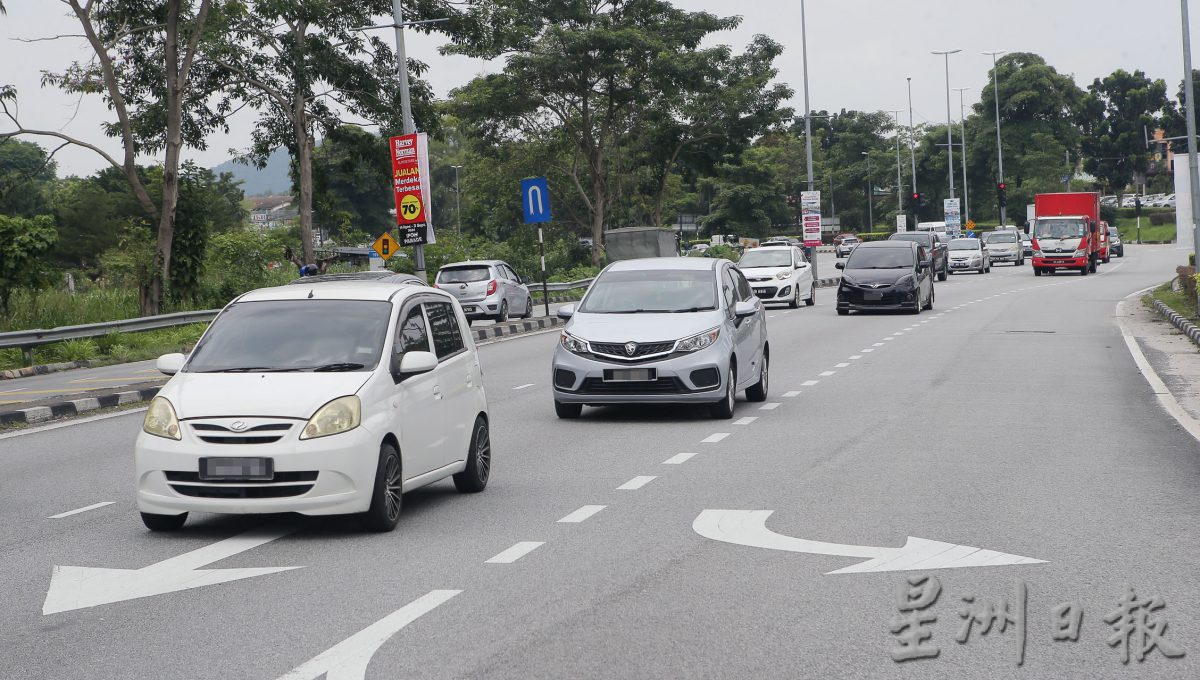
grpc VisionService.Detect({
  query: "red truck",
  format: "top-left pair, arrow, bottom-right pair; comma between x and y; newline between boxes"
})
1031,192 -> 1103,276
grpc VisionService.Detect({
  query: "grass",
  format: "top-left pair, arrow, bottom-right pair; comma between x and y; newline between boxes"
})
0,323 -> 209,372
1113,217 -> 1176,244
1145,282 -> 1195,319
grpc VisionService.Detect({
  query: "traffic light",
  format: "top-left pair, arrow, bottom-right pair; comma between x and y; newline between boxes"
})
997,182 -> 1007,208
909,192 -> 920,212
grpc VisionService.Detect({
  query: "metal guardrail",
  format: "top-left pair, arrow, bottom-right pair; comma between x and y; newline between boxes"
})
0,310 -> 220,367
540,277 -> 595,293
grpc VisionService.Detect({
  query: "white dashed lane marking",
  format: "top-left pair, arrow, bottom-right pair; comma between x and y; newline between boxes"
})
819,371 -> 835,377
702,433 -> 730,444
663,452 -> 699,465
782,391 -> 802,398
759,403 -> 781,410
802,380 -> 820,386
486,541 -> 544,564
835,363 -> 849,368
558,505 -> 606,523
849,355 -> 862,360
48,501 -> 115,519
617,475 -> 657,490
734,416 -> 758,425
512,384 -> 535,391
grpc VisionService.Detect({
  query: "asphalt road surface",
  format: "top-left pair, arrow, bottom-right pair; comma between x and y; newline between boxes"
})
3,246 -> 1196,679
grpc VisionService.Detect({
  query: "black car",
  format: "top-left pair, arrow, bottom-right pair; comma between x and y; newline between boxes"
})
835,241 -> 934,315
287,270 -> 428,286
887,232 -> 949,281
1107,226 -> 1124,258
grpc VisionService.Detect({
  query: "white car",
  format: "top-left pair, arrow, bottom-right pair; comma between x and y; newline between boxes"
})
135,282 -> 491,532
835,237 -> 860,258
738,245 -> 815,308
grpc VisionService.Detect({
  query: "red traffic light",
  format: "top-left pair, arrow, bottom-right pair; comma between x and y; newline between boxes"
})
998,183 -> 1006,190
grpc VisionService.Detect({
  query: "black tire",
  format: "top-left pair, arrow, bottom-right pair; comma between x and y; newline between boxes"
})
788,285 -> 800,309
361,442 -> 402,532
1090,258 -> 1098,273
923,286 -> 934,310
141,511 -> 187,531
709,366 -> 736,419
1034,267 -> 1043,277
745,353 -> 768,402
1103,255 -> 1111,264
1080,265 -> 1089,276
937,268 -> 948,282
522,297 -> 533,319
806,284 -> 816,306
837,308 -> 850,316
554,400 -> 582,419
453,416 -> 491,493
495,301 -> 509,323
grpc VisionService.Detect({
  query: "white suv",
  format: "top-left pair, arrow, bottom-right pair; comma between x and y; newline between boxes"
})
135,282 -> 490,532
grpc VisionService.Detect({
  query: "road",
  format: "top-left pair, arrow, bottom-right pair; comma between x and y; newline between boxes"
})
4,246 -> 1196,679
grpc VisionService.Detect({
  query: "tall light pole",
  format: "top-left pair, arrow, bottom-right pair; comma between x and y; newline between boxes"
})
983,50 -> 1007,226
801,0 -> 814,191
451,165 -> 463,233
932,49 -> 962,200
953,87 -> 970,224
390,0 -> 425,281
888,109 -> 904,216
1182,0 -> 1200,316
861,151 -> 874,228
907,77 -> 918,199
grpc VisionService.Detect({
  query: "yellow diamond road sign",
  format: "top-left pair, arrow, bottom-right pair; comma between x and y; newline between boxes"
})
372,233 -> 398,261
965,219 -> 976,230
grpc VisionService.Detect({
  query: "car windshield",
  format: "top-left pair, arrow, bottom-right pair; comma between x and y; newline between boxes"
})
739,250 -> 793,268
889,234 -> 930,246
1034,219 -> 1086,239
986,233 -> 1017,243
842,238 -> 859,244
437,266 -> 491,283
845,247 -> 914,269
1108,228 -> 1119,236
186,299 -> 391,373
580,269 -> 716,313
949,239 -> 981,251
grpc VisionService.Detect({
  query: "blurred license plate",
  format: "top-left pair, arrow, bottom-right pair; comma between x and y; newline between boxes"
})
604,368 -> 656,382
864,291 -> 883,301
200,457 -> 273,481
754,288 -> 770,296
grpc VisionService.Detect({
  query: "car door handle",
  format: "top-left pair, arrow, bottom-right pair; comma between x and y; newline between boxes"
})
433,385 -> 443,400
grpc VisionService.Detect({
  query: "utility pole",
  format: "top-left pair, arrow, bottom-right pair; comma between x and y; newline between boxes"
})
932,50 -> 962,199
1065,151 -> 1072,191
983,50 -> 1007,226
953,87 -> 970,224
390,0 -> 425,281
861,151 -> 874,229
907,77 -> 917,198
451,165 -> 463,233
801,0 -> 813,192
889,109 -> 904,216
1182,0 -> 1200,315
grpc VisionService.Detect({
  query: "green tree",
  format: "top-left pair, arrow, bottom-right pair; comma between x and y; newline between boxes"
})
311,126 -> 393,241
700,146 -> 788,237
1079,69 -> 1170,196
0,214 -> 58,313
0,139 -> 56,217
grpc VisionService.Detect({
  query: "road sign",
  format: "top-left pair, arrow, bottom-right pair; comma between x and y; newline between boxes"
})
371,232 -> 398,261
965,219 -> 976,230
521,177 -> 552,223
944,198 -> 961,231
896,213 -> 908,233
389,133 -> 435,246
801,190 -> 822,246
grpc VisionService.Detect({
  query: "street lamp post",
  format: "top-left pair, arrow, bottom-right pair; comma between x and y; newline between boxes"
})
983,50 -> 1007,226
801,0 -> 814,192
953,87 -> 970,224
1182,0 -> 1200,316
861,151 -> 874,229
932,50 -> 962,201
451,165 -> 463,233
907,77 -> 917,200
888,109 -> 904,218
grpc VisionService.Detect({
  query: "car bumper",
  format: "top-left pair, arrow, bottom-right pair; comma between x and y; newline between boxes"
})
990,252 -> 1019,261
949,260 -> 982,269
135,425 -> 380,516
748,281 -> 794,301
551,343 -> 729,405
456,293 -> 504,319
1033,256 -> 1087,268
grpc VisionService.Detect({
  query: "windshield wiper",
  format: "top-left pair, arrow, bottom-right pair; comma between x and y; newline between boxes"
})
670,307 -> 716,313
309,362 -> 367,372
195,366 -> 301,373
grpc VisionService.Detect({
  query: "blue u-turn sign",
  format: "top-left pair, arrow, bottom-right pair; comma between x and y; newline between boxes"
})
521,176 -> 552,223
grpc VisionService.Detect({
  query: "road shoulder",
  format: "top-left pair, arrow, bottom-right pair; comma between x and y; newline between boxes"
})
1126,295 -> 1200,423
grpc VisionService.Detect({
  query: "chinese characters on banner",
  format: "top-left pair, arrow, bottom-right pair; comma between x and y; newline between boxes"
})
889,575 -> 1185,667
389,133 -> 436,246
944,198 -> 961,233
801,190 -> 822,247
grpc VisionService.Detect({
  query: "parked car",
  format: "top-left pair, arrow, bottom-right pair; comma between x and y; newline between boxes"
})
552,257 -> 768,420
983,230 -> 1024,265
888,232 -> 949,281
288,271 -> 427,287
832,233 -> 857,246
1157,193 -> 1177,208
1108,226 -> 1124,257
835,236 -> 861,258
136,282 -> 490,532
835,241 -> 934,315
435,260 -> 532,323
738,245 -> 815,308
947,237 -> 991,274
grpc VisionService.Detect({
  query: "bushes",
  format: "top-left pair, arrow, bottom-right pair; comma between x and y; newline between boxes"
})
704,244 -> 740,262
855,231 -> 894,242
1178,266 -> 1197,304
1150,211 -> 1176,226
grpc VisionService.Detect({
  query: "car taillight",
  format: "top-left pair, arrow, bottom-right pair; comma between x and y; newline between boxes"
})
486,279 -> 498,296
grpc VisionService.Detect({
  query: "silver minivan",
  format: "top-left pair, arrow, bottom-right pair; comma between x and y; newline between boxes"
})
435,260 -> 533,323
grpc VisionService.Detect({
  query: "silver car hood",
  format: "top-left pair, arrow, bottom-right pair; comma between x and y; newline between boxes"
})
566,310 -> 725,343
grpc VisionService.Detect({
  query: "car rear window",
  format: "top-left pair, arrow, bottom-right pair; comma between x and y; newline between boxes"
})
437,266 -> 491,284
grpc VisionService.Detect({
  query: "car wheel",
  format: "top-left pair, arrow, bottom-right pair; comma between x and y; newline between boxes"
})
937,268 -> 948,282
746,353 -> 768,402
522,297 -> 533,319
806,283 -> 816,306
709,366 -> 736,419
1091,259 -> 1098,273
554,400 -> 582,419
453,416 -> 491,493
141,512 -> 187,532
361,442 -> 402,532
1080,265 -> 1089,276
1103,255 -> 1111,264
1034,267 -> 1043,277
788,285 -> 800,309
494,300 -> 509,323
924,286 -> 934,310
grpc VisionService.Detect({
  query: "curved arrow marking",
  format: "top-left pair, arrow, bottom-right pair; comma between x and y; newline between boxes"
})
693,510 -> 1046,575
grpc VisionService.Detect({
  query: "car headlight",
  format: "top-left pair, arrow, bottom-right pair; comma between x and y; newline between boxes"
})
676,327 -> 721,353
775,271 -> 792,280
894,274 -> 916,289
143,396 -> 181,440
301,395 -> 361,440
560,331 -> 590,355
1033,249 -> 1043,257
1073,249 -> 1087,257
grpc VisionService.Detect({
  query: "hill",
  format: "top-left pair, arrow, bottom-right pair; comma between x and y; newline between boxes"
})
211,147 -> 291,196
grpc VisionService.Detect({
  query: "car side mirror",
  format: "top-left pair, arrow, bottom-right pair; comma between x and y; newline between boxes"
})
394,351 -> 438,381
835,262 -> 845,270
918,261 -> 931,270
557,304 -> 576,320
796,262 -> 808,269
733,300 -> 758,319
156,353 -> 186,376
521,275 -> 532,284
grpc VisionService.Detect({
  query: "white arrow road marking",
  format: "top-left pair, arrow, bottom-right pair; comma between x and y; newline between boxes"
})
42,524 -> 301,615
693,510 -> 1046,575
276,589 -> 461,680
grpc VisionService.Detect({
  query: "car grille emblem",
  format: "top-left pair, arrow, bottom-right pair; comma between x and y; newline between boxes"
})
229,420 -> 248,432
625,342 -> 638,356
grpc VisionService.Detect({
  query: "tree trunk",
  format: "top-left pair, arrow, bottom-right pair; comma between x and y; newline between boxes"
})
296,120 -> 316,265
144,0 -> 184,317
590,155 -> 606,267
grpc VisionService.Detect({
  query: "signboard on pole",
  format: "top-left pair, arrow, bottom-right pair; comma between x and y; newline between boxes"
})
896,213 -> 908,233
944,198 -> 961,232
390,133 -> 435,246
521,177 -> 552,223
801,191 -> 822,246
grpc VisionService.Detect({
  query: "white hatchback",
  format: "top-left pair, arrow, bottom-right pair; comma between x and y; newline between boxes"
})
737,246 -> 816,308
135,282 -> 490,532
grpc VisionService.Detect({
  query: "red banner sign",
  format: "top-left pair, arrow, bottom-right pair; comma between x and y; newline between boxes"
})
390,134 -> 423,226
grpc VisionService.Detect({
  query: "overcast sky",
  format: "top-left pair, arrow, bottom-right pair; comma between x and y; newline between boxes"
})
0,0 -> 1194,176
